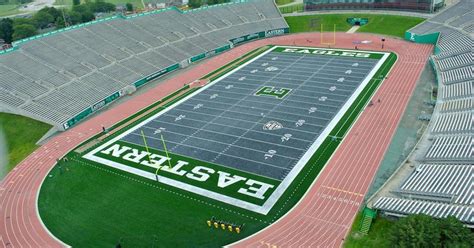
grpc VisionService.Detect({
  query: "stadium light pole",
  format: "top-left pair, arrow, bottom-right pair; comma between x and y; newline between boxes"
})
381,37 -> 386,49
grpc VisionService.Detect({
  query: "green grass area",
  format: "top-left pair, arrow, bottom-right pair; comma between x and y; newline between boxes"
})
344,212 -> 394,247
278,3 -> 303,14
39,47 -> 396,247
284,14 -> 425,38
53,0 -> 144,9
0,4 -> 21,17
275,0 -> 294,6
0,113 -> 51,172
357,15 -> 425,38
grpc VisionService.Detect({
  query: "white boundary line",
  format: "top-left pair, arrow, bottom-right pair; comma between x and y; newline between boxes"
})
83,46 -> 389,215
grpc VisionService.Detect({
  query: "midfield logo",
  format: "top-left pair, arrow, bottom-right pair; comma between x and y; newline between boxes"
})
255,86 -> 292,99
263,121 -> 283,131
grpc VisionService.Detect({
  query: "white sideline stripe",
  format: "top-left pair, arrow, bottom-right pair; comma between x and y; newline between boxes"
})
83,46 -> 389,215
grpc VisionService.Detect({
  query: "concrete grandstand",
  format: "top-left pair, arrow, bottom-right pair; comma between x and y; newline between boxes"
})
0,0 -> 288,131
371,0 -> 473,227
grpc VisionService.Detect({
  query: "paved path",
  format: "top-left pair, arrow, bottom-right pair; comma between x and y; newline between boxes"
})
346,25 -> 360,33
0,33 -> 432,248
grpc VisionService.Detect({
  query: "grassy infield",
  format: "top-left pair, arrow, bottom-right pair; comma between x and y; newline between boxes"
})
38,45 -> 396,246
1,11 -> 423,248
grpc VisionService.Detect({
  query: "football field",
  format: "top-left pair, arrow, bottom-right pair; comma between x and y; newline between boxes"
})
84,46 -> 389,214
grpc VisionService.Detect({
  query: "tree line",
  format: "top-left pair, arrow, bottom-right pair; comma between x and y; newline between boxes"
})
188,0 -> 231,9
388,214 -> 474,247
0,0 -> 116,43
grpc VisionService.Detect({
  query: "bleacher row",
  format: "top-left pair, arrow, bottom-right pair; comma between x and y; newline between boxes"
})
373,197 -> 472,224
438,98 -> 473,112
0,0 -> 288,128
374,0 -> 473,227
399,164 -> 472,205
430,111 -> 473,133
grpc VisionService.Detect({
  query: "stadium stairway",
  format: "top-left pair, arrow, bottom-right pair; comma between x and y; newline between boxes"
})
359,207 -> 377,235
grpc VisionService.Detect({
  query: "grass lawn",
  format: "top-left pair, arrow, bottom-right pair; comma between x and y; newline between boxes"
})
38,48 -> 396,247
0,113 -> 51,172
284,14 -> 425,38
275,0 -> 294,6
0,4 -> 21,17
344,212 -> 394,247
357,15 -> 425,38
54,0 -> 144,9
279,3 -> 303,14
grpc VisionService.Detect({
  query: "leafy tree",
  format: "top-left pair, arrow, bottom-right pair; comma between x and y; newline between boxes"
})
0,18 -> 14,44
88,0 -> 115,13
71,4 -> 95,22
389,214 -> 440,247
188,0 -> 202,8
42,7 -> 62,21
79,10 -> 95,22
125,2 -> 133,12
439,216 -> 474,247
12,24 -> 37,41
32,11 -> 54,29
73,0 -> 81,6
13,18 -> 36,27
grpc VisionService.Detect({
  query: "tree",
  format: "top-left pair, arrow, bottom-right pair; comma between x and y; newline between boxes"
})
73,0 -> 81,5
13,18 -> 36,27
389,214 -> 440,248
125,2 -> 133,12
439,216 -> 474,247
0,18 -> 14,44
188,0 -> 202,8
40,7 -> 62,21
12,24 -> 37,41
33,11 -> 55,29
89,0 -> 116,13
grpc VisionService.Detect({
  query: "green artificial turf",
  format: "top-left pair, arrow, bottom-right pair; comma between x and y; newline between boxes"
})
0,113 -> 51,172
38,47 -> 396,247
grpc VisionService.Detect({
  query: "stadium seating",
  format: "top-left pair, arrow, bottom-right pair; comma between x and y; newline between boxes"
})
430,111 -> 472,134
373,197 -> 473,225
438,98 -> 473,112
374,1 -> 473,226
0,0 -> 288,130
397,163 -> 472,205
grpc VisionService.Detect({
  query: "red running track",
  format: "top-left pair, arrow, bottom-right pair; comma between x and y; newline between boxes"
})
0,33 -> 432,247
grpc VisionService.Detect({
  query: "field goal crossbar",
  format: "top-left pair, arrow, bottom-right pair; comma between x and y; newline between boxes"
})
320,24 -> 336,46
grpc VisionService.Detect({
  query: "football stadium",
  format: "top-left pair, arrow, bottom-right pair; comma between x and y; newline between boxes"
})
0,0 -> 472,247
